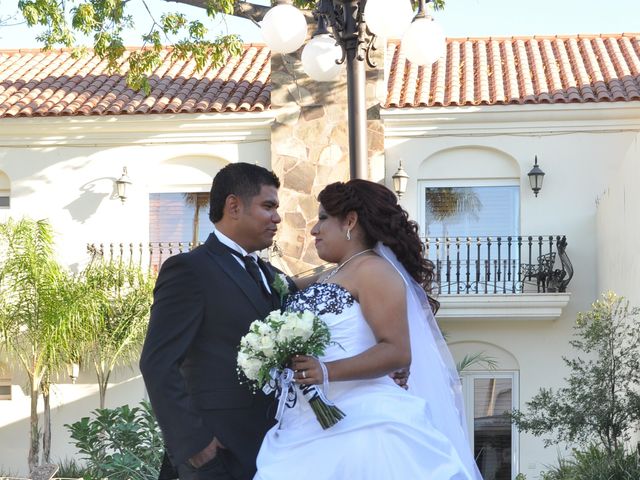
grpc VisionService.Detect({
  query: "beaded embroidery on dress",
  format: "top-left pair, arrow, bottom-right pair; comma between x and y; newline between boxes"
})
254,282 -> 478,480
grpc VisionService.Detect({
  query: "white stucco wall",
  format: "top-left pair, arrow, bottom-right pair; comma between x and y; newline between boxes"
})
0,113 -> 273,269
0,112 -> 273,474
595,136 -> 640,307
382,102 -> 640,478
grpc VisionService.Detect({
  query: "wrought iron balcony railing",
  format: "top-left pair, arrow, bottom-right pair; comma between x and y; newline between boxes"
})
87,241 -> 204,275
87,235 -> 573,296
424,235 -> 573,295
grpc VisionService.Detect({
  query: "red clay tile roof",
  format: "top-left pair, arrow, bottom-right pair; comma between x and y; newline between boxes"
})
0,45 -> 271,118
386,33 -> 640,108
1,33 -> 640,118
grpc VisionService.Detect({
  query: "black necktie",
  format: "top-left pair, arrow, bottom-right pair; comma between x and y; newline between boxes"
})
225,246 -> 270,297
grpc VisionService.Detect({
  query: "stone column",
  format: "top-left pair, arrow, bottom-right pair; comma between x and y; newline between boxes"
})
270,39 -> 386,275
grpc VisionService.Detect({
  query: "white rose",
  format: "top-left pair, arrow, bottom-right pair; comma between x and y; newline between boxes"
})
237,351 -> 250,369
243,332 -> 261,350
295,311 -> 315,340
256,321 -> 274,337
238,351 -> 263,380
266,310 -> 283,326
242,357 -> 263,381
276,321 -> 297,342
256,334 -> 276,357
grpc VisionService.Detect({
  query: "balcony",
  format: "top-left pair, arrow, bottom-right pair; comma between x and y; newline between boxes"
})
425,235 -> 573,321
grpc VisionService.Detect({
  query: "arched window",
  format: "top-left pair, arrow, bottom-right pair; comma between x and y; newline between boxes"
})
418,148 -> 522,294
419,147 -> 520,238
450,341 -> 520,480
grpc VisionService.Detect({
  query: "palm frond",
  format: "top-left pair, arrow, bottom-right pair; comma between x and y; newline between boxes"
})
457,351 -> 498,372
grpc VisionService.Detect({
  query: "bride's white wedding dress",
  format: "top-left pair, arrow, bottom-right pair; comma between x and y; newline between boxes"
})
255,262 -> 480,480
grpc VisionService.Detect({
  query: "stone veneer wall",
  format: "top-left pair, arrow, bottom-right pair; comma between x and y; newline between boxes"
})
269,39 -> 386,275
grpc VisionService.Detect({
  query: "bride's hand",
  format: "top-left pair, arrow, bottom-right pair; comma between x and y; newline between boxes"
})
290,355 -> 324,385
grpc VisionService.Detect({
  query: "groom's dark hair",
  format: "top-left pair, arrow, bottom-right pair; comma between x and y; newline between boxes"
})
209,162 -> 280,223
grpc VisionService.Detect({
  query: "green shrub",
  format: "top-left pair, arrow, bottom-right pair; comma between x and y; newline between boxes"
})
65,401 -> 163,480
541,445 -> 640,480
55,457 -> 91,478
511,293 -> 640,455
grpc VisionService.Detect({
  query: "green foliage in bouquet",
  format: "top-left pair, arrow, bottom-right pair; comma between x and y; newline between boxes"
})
65,401 -> 163,480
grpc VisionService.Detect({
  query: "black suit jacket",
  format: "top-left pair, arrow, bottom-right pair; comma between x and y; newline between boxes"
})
140,233 -> 288,479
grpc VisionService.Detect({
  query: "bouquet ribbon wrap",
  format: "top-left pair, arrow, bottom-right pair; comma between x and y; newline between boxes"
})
263,367 -> 295,423
262,366 -> 343,428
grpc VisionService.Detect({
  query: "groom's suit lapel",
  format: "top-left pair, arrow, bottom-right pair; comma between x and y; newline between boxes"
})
204,233 -> 273,315
256,257 -> 282,311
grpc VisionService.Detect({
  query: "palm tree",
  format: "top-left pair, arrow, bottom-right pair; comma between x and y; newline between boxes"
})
79,257 -> 155,408
0,218 -> 84,470
424,187 -> 484,277
183,192 -> 210,246
424,187 -> 482,226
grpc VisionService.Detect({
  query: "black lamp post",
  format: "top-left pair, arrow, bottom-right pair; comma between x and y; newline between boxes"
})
260,0 -> 445,180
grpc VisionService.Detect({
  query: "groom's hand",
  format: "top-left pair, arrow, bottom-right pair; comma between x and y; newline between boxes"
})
390,367 -> 410,389
189,437 -> 225,469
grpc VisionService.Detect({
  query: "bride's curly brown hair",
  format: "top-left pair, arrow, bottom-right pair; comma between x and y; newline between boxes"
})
318,179 -> 439,312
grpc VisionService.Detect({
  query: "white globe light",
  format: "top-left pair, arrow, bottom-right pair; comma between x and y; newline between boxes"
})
260,4 -> 307,54
402,18 -> 446,66
301,35 -> 343,82
365,0 -> 413,39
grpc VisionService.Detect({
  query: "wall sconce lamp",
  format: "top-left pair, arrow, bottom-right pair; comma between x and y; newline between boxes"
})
115,167 -> 132,204
392,160 -> 409,197
527,156 -> 545,197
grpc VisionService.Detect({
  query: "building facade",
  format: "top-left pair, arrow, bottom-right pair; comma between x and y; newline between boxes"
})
0,34 -> 639,478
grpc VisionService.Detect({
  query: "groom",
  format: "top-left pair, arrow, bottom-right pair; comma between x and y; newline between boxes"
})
140,163 -> 286,480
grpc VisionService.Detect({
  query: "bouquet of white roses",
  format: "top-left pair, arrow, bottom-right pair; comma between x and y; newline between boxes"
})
237,309 -> 345,429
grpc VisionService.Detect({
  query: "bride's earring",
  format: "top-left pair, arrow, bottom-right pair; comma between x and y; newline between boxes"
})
346,229 -> 351,241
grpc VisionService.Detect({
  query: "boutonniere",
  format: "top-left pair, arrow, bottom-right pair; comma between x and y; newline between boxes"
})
271,273 -> 290,303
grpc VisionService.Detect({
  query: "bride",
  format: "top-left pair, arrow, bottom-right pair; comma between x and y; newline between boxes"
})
254,180 -> 482,480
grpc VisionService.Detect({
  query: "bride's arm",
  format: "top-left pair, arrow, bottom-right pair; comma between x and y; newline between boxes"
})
292,260 -> 411,383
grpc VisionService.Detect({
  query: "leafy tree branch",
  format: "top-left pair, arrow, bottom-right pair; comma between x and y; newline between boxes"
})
14,0 -> 445,93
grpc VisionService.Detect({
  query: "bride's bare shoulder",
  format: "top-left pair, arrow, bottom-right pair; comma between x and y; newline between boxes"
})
355,255 -> 404,290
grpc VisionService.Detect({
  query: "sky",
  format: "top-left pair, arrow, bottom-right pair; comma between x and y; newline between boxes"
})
0,0 -> 639,49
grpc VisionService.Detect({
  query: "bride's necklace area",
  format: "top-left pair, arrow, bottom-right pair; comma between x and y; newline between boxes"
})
321,248 -> 374,284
